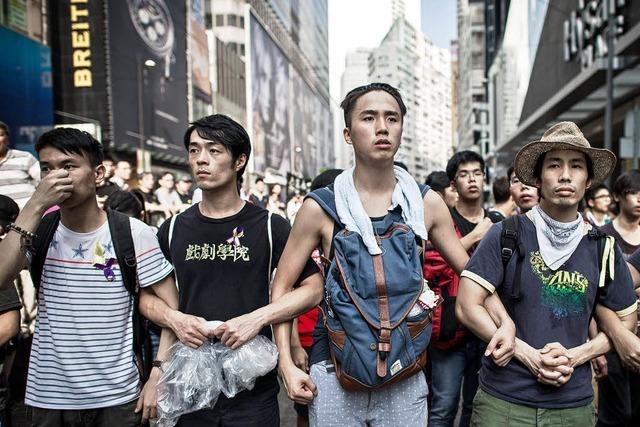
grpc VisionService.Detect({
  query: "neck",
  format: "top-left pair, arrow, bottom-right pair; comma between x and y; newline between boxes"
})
539,199 -> 579,223
199,184 -> 244,218
59,200 -> 107,233
589,209 -> 606,222
613,213 -> 640,233
0,146 -> 8,160
352,161 -> 396,194
455,197 -> 483,220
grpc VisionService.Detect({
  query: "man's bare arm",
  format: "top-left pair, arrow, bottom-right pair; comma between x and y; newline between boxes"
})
595,304 -> 639,370
423,190 -> 468,274
0,310 -> 19,346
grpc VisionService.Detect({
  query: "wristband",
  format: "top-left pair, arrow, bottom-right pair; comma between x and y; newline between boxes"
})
7,223 -> 36,250
152,359 -> 164,371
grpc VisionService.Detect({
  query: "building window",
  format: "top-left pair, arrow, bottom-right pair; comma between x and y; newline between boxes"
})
229,42 -> 237,52
228,14 -> 237,27
205,13 -> 212,29
215,14 -> 224,26
240,43 -> 245,56
239,16 -> 245,28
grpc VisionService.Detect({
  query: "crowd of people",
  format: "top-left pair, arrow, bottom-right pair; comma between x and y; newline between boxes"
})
0,82 -> 639,427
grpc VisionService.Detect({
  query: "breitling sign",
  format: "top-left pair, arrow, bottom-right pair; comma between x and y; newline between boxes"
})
563,0 -> 629,69
70,0 -> 92,87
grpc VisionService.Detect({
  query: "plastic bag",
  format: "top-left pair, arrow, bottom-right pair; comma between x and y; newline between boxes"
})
156,324 -> 278,427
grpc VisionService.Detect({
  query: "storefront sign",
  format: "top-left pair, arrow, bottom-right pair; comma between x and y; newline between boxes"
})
563,0 -> 628,69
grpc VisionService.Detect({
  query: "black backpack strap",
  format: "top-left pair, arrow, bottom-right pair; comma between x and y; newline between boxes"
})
500,215 -> 524,301
106,209 -> 151,381
30,211 -> 61,290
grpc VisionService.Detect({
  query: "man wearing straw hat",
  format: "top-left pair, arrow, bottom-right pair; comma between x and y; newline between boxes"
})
456,121 -> 638,426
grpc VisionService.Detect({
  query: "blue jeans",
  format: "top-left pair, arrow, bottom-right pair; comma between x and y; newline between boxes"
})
429,338 -> 484,427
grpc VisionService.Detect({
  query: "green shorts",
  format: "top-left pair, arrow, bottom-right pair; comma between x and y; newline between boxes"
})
470,388 -> 595,427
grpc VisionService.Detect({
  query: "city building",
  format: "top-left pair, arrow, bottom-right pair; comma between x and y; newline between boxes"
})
207,0 -> 332,187
494,0 -> 640,178
0,0 -> 53,153
451,39 -> 460,151
368,17 -> 452,182
457,0 -> 489,155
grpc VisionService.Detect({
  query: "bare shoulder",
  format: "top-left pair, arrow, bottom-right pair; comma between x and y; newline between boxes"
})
422,188 -> 449,229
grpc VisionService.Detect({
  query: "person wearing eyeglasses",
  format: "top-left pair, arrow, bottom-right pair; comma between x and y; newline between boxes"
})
583,184 -> 613,227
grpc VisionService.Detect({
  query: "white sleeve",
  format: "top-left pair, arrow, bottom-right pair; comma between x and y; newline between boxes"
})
129,218 -> 173,287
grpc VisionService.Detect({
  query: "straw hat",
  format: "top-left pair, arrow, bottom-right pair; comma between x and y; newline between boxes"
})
514,121 -> 616,186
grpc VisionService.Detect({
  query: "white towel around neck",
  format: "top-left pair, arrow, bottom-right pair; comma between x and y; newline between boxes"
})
333,166 -> 428,255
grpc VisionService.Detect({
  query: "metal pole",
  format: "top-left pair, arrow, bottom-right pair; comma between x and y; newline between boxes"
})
137,54 -> 145,154
604,0 -> 614,153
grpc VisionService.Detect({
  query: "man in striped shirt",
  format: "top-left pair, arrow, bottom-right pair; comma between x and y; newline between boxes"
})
0,122 -> 40,208
0,128 -> 174,426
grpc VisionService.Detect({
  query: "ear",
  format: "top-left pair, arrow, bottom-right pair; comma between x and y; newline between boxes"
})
235,154 -> 247,172
95,163 -> 106,185
343,128 -> 352,145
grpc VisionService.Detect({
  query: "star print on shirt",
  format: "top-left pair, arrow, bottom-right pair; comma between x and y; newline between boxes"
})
103,241 -> 113,254
50,239 -> 59,250
72,243 -> 88,259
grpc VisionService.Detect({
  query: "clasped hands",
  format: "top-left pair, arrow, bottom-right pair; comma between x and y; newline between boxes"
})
516,340 -> 576,387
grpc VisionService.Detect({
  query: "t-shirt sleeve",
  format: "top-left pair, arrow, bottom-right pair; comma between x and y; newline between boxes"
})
627,246 -> 640,278
598,242 -> 638,317
130,218 -> 174,288
156,219 -> 172,263
460,222 -> 504,294
28,155 -> 41,185
0,284 -> 21,314
270,213 -> 320,284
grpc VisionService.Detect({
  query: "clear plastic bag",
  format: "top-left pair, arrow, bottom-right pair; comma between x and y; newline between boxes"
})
156,327 -> 278,427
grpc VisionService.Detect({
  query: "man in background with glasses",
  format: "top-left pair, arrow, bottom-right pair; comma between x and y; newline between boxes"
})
584,184 -> 613,227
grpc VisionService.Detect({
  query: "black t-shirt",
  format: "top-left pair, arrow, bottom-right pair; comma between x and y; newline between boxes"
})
600,223 -> 640,259
463,216 -> 637,409
0,283 -> 21,410
451,207 -> 502,239
177,192 -> 192,204
157,203 -> 318,396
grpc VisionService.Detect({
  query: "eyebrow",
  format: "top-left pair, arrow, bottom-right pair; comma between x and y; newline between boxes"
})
359,110 -> 400,117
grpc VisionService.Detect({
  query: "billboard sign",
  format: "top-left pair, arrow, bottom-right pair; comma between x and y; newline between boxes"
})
0,26 -> 53,152
250,15 -> 291,175
108,0 -> 188,157
191,0 -> 211,99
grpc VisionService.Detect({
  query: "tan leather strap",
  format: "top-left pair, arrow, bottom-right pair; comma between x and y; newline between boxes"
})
373,254 -> 391,378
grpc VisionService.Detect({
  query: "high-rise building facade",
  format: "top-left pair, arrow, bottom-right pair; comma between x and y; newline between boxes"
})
457,0 -> 489,155
368,18 -> 452,182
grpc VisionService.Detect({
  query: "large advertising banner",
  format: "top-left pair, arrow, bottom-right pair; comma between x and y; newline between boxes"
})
108,0 -> 188,157
290,67 -> 316,178
190,0 -> 211,100
50,0 -> 108,139
250,15 -> 291,175
0,26 -> 53,153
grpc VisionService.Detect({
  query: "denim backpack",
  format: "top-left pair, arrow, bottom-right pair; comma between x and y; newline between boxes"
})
307,185 -> 436,390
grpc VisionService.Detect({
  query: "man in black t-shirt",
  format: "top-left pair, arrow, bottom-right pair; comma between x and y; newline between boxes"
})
136,115 -> 322,426
457,122 -> 638,426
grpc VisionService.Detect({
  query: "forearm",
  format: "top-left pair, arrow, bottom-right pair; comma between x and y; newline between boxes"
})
274,320 -> 295,366
456,301 -> 498,343
568,332 -> 611,367
0,200 -> 46,288
155,326 -> 178,362
459,232 -> 479,251
0,310 -> 19,346
596,305 -> 637,338
588,318 -> 599,340
139,287 -> 179,331
484,293 -> 513,328
254,279 -> 322,329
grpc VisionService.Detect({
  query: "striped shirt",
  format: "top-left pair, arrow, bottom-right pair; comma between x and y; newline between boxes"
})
25,217 -> 173,410
0,149 -> 40,208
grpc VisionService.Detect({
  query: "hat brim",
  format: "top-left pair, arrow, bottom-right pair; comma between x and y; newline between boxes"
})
514,140 -> 616,186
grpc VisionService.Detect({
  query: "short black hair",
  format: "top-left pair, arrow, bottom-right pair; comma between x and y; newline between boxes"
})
613,170 -> 640,196
394,161 -> 409,172
103,153 -> 114,163
0,121 -> 9,135
532,151 -> 594,182
106,191 -> 143,219
183,114 -> 251,179
255,177 -> 264,184
310,169 -> 343,191
340,83 -> 406,128
160,171 -> 174,179
0,194 -> 19,228
585,183 -> 609,201
492,177 -> 510,204
507,165 -> 515,182
425,171 -> 451,194
35,127 -> 104,167
446,150 -> 485,181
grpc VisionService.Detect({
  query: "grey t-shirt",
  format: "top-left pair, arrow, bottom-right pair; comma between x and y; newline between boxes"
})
462,216 -> 637,409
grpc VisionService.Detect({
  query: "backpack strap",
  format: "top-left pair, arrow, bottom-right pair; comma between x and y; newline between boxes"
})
107,209 -> 137,296
419,184 -> 431,198
30,211 -> 62,289
500,215 -> 525,301
168,213 -> 180,289
267,212 -> 273,284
